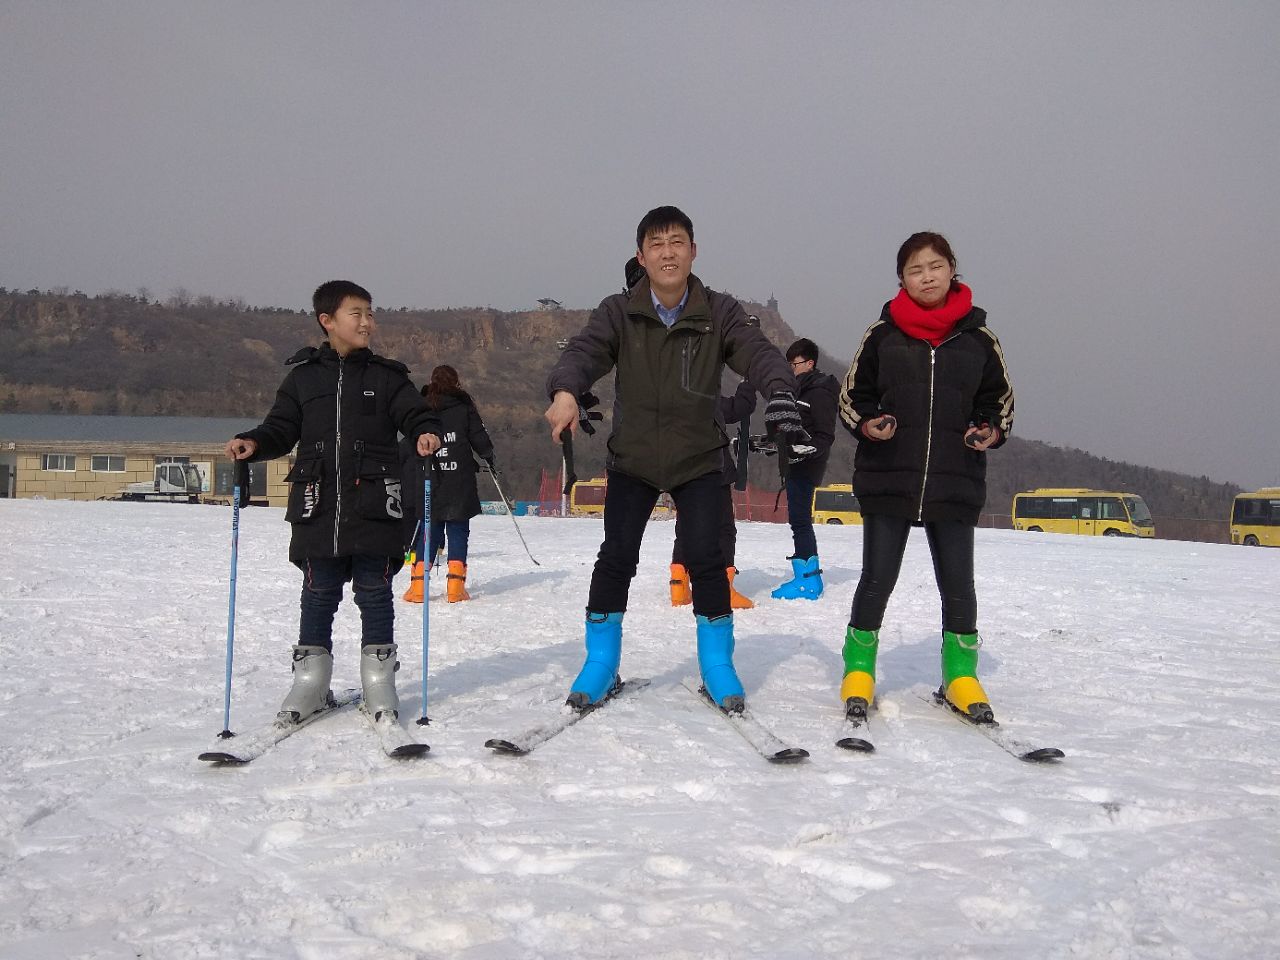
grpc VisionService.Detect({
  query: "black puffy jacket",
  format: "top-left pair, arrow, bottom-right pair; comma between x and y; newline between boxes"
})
238,343 -> 440,564
839,303 -> 1014,525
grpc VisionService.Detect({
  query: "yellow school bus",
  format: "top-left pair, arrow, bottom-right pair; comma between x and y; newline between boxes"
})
812,483 -> 863,525
1230,488 -> 1280,546
568,477 -> 607,517
568,477 -> 674,519
1012,488 -> 1155,538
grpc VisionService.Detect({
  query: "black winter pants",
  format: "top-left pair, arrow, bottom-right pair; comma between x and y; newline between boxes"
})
589,469 -> 730,617
670,484 -> 737,569
850,513 -> 977,633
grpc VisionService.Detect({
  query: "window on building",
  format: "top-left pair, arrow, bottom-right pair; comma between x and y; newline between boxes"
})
41,454 -> 76,472
91,454 -> 126,473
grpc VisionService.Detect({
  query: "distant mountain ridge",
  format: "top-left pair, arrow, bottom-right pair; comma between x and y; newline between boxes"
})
0,287 -> 1242,526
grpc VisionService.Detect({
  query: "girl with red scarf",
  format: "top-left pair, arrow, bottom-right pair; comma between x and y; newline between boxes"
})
836,232 -> 1015,728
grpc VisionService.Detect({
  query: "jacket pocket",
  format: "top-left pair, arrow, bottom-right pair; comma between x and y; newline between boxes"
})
284,455 -> 324,523
353,441 -> 404,522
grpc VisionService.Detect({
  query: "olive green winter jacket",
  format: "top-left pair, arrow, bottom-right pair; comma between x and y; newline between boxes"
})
546,274 -> 796,491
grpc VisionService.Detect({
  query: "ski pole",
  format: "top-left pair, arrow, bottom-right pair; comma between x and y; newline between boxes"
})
417,456 -> 432,727
487,465 -> 540,566
218,458 -> 251,739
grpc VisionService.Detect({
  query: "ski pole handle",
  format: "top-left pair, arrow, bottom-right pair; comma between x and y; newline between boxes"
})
560,428 -> 578,495
234,458 -> 251,497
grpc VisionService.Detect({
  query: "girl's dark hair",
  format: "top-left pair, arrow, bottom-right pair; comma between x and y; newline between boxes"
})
423,364 -> 471,410
896,232 -> 961,289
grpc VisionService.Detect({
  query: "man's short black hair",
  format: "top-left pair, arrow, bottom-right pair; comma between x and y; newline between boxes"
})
786,338 -> 820,364
636,206 -> 694,250
313,280 -> 373,324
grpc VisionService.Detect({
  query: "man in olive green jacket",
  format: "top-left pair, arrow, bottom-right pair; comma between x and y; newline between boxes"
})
544,205 -> 811,712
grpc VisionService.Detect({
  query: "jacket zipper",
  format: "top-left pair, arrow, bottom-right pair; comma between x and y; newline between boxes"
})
915,331 -> 963,522
333,357 -> 344,555
916,347 -> 936,522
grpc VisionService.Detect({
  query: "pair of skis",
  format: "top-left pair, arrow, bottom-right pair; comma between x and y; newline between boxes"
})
835,691 -> 1065,763
485,678 -> 810,764
198,691 -> 429,765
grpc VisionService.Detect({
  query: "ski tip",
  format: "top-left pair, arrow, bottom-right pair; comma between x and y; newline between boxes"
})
1020,747 -> 1066,763
484,738 -> 528,756
197,752 -> 249,765
389,743 -> 431,759
768,747 -> 810,763
835,737 -> 875,753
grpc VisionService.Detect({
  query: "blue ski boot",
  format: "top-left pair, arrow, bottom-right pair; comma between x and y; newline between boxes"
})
696,613 -> 745,712
567,611 -> 623,710
771,556 -> 823,600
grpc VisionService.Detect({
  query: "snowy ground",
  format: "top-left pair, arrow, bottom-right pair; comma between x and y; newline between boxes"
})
1,499 -> 1277,960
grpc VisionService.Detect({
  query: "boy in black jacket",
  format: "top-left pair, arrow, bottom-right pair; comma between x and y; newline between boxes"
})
225,280 -> 441,726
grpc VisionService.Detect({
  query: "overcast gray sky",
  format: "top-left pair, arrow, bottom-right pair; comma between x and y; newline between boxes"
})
3,1 -> 1277,487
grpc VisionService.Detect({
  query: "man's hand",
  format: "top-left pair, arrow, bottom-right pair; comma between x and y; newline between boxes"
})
963,423 -> 1000,451
225,437 -> 257,460
416,433 -> 442,456
544,391 -> 578,442
861,414 -> 897,441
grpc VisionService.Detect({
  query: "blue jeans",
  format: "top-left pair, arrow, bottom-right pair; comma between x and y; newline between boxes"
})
428,519 -> 471,563
298,554 -> 404,650
785,475 -> 818,558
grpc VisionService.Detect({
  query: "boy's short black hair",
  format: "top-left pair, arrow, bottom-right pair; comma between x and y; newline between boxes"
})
636,206 -> 694,250
786,338 -> 820,364
312,280 -> 373,326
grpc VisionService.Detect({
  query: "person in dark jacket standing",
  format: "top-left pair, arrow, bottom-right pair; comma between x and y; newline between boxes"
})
225,280 -> 442,727
400,365 -> 495,604
771,337 -> 840,600
544,206 -> 810,713
669,375 -> 758,610
837,232 -> 1014,726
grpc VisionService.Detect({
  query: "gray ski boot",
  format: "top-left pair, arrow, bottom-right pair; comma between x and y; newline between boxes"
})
278,644 -> 335,722
360,643 -> 401,721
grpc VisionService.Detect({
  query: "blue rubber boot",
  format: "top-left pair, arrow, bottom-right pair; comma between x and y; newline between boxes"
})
567,611 -> 623,709
771,556 -> 823,600
696,613 -> 745,712
770,557 -> 806,599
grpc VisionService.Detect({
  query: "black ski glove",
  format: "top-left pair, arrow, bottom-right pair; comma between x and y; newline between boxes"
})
577,392 -> 604,436
764,391 -> 816,461
484,456 -> 499,478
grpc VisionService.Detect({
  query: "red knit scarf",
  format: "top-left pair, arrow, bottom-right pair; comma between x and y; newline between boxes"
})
888,283 -> 974,346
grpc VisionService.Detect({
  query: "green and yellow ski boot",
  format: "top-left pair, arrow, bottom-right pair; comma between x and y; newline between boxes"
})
940,630 -> 994,724
840,626 -> 879,720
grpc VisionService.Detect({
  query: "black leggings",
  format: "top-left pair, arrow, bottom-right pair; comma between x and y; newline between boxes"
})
850,513 -> 977,633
